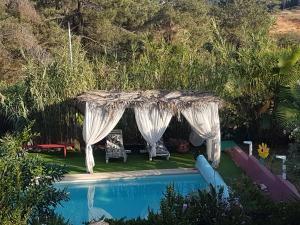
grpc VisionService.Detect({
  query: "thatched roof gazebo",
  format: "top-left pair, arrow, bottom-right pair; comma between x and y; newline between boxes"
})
76,90 -> 222,173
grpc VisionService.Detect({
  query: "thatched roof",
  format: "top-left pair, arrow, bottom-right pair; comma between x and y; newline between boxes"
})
76,90 -> 222,113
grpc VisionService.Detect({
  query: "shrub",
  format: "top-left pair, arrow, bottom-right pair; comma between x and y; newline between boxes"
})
104,179 -> 300,225
105,185 -> 248,225
0,125 -> 69,225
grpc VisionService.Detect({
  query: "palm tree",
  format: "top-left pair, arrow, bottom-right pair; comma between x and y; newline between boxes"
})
277,86 -> 300,190
277,84 -> 300,137
276,48 -> 300,190
276,48 -> 300,136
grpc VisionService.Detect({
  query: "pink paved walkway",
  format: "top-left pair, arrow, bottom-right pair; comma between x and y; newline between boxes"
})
227,146 -> 300,202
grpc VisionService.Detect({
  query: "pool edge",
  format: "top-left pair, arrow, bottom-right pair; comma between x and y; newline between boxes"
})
60,168 -> 198,183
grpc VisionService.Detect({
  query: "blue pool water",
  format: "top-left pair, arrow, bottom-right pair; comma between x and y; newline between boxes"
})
55,173 -> 208,225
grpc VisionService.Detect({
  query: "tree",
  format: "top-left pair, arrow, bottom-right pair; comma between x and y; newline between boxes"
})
276,48 -> 300,190
211,0 -> 272,48
276,48 -> 300,138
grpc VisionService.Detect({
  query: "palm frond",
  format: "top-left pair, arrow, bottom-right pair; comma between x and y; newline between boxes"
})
290,84 -> 300,106
278,47 -> 300,73
278,86 -> 294,103
276,103 -> 300,130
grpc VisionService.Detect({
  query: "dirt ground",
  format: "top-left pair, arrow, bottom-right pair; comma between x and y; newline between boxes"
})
271,7 -> 300,38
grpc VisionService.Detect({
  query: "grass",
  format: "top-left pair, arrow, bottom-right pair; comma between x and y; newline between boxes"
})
265,155 -> 283,176
29,145 -> 244,185
216,153 -> 244,185
30,150 -> 196,174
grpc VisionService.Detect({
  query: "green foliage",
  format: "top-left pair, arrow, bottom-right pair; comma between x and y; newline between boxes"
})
211,0 -> 273,47
286,143 -> 300,191
278,48 -> 300,72
106,185 -> 248,225
0,81 -> 29,131
105,179 -> 300,225
231,176 -> 300,225
1,1 -> 300,223
213,39 -> 298,141
151,185 -> 185,225
276,47 -> 300,138
277,85 -> 300,132
274,47 -> 300,191
25,37 -> 95,111
0,0 -> 299,143
148,184 -> 247,225
94,39 -> 221,90
0,125 -> 69,225
0,122 -> 38,156
31,214 -> 71,225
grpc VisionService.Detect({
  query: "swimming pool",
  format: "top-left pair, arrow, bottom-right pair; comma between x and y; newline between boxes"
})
55,173 -> 208,225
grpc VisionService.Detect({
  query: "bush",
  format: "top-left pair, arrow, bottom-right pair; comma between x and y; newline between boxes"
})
0,125 -> 70,225
104,179 -> 300,225
105,185 -> 248,225
286,143 -> 300,191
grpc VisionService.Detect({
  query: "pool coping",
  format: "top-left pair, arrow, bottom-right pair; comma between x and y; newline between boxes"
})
61,168 -> 198,183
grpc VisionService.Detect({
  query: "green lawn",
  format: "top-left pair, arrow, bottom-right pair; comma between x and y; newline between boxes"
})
30,151 -> 196,174
216,152 -> 244,186
29,146 -> 244,185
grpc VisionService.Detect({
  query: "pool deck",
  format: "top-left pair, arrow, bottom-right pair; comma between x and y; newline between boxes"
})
62,168 -> 198,182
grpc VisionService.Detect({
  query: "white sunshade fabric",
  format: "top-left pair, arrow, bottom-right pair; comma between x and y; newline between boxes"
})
134,105 -> 173,157
182,102 -> 221,166
83,102 -> 125,173
82,99 -> 221,172
189,129 -> 205,147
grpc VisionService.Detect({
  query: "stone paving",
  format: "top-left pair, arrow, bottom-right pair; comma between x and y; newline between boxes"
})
61,168 -> 198,183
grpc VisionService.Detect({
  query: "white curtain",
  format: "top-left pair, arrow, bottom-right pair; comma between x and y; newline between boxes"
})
83,102 -> 125,173
134,105 -> 172,157
182,102 -> 221,166
189,129 -> 205,147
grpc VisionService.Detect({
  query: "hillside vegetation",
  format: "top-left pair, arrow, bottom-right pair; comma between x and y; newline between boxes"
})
1,2 -> 300,225
0,0 -> 299,145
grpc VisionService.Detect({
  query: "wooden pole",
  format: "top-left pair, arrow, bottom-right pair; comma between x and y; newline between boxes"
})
68,21 -> 73,68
